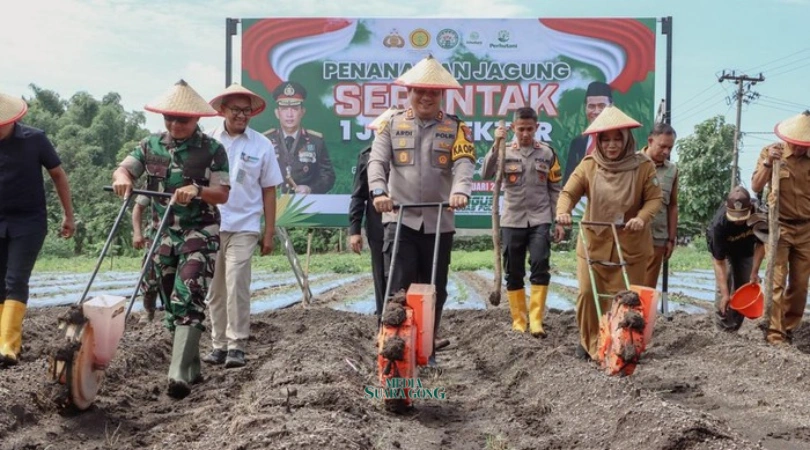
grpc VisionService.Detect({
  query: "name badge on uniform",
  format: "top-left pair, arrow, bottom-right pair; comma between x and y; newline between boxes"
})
299,151 -> 317,163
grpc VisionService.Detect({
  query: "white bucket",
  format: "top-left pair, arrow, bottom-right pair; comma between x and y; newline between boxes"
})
82,295 -> 127,369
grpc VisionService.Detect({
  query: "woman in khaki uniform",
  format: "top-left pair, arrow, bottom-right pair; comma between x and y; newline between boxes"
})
556,105 -> 663,360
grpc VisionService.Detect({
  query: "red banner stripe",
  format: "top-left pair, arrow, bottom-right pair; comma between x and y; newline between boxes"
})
243,19 -> 353,92
539,19 -> 655,93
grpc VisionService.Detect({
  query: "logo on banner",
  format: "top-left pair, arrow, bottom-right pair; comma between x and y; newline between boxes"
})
437,29 -> 459,49
490,30 -> 517,49
410,29 -> 431,48
465,31 -> 483,46
383,29 -> 405,48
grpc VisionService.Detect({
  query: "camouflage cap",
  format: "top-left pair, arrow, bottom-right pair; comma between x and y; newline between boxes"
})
273,81 -> 307,106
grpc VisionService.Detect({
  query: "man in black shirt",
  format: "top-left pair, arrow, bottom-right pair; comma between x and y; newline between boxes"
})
706,187 -> 765,331
348,145 -> 385,322
0,92 -> 75,365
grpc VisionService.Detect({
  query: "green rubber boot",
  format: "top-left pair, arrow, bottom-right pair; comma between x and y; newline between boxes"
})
167,325 -> 202,399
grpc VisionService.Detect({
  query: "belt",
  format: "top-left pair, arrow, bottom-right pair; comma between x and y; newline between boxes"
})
780,218 -> 810,225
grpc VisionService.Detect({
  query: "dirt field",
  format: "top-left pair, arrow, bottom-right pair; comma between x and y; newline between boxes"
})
2,272 -> 810,450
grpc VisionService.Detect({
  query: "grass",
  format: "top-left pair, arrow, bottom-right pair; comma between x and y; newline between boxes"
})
33,240 -> 714,275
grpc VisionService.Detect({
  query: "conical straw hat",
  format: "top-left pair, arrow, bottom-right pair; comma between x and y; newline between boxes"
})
209,83 -> 266,117
583,104 -> 641,135
145,80 -> 217,117
394,55 -> 461,89
774,110 -> 810,146
0,92 -> 28,126
366,106 -> 404,131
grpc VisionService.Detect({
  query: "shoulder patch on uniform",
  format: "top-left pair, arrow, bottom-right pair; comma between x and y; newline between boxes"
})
458,122 -> 473,143
305,129 -> 323,138
549,154 -> 562,183
452,142 -> 476,162
264,128 -> 277,136
450,119 -> 475,162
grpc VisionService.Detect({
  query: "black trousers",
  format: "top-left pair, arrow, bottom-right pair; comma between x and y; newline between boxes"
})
502,224 -> 551,290
383,224 -> 453,335
369,237 -> 386,317
0,227 -> 47,304
714,255 -> 753,332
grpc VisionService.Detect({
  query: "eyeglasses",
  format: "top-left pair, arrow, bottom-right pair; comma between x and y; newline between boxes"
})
228,107 -> 253,117
163,115 -> 192,124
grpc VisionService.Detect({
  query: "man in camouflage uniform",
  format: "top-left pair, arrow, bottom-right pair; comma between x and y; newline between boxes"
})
131,194 -> 160,322
112,80 -> 230,399
263,81 -> 335,194
482,107 -> 563,338
368,56 -> 475,368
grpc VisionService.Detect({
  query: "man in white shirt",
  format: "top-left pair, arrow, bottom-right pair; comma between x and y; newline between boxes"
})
203,84 -> 283,368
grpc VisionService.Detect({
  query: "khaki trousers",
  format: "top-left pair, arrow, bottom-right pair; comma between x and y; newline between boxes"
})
576,256 -> 647,358
207,231 -> 259,352
767,222 -> 810,344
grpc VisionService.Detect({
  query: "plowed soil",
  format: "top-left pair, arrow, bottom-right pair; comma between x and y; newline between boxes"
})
2,272 -> 810,450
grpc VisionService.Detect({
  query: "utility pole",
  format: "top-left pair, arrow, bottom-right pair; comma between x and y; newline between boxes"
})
718,71 -> 764,190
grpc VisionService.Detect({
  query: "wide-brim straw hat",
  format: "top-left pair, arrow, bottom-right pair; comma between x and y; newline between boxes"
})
367,106 -> 403,130
583,104 -> 641,135
145,79 -> 218,117
0,92 -> 28,126
394,55 -> 461,90
774,110 -> 810,146
209,83 -> 266,117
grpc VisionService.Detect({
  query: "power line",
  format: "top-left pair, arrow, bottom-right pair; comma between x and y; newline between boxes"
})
675,98 -> 726,123
741,48 -> 810,73
743,134 -> 776,142
754,101 -> 799,114
758,94 -> 809,109
754,54 -> 810,76
769,60 -> 810,78
669,82 -> 725,114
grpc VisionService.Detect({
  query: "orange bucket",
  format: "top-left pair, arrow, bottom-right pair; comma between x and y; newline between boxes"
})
729,282 -> 764,319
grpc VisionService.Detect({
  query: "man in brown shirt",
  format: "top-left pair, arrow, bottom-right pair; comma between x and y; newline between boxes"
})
751,111 -> 810,346
482,107 -> 563,337
368,56 -> 475,368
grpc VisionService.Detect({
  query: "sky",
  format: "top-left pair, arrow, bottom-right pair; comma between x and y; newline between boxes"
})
3,0 -> 809,189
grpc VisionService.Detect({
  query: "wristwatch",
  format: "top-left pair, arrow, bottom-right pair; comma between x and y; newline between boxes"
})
191,181 -> 203,199
371,188 -> 387,199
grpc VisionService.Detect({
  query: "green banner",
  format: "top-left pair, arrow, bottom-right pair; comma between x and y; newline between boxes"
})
241,18 -> 657,228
